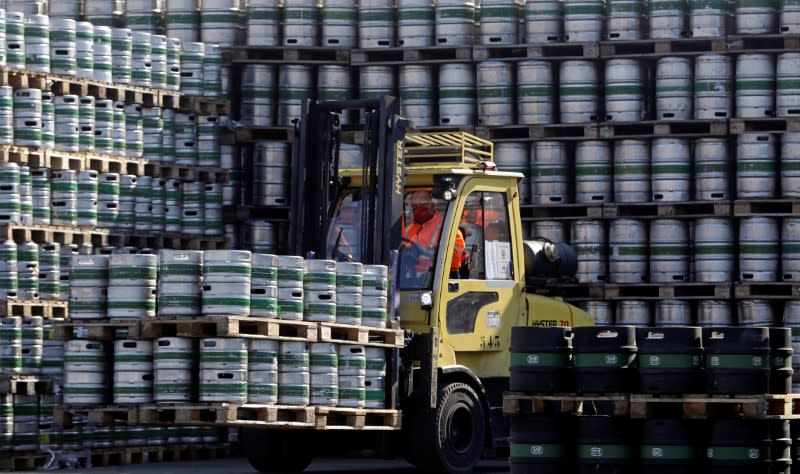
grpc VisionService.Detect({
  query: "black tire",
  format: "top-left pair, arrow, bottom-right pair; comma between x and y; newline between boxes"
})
241,428 -> 314,473
414,382 -> 486,474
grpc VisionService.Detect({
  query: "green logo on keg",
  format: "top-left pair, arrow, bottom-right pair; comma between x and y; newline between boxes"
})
652,448 -> 663,458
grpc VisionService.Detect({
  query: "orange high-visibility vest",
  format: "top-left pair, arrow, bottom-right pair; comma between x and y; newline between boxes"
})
405,212 -> 465,271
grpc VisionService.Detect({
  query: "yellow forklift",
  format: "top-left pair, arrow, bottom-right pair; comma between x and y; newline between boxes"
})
241,97 -> 593,473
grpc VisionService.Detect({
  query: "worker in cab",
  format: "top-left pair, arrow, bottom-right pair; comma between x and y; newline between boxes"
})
402,190 -> 466,280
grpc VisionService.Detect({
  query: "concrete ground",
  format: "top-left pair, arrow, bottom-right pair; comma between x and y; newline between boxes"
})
16,457 -> 511,474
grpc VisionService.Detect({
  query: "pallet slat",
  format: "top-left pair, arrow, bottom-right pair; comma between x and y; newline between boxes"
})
54,406 -> 139,427
0,375 -> 51,395
140,316 -> 319,341
504,392 -> 800,419
318,322 -> 403,348
139,403 -> 316,428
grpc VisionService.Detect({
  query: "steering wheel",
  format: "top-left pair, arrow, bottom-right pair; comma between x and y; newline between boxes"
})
400,237 -> 428,258
399,238 -> 433,285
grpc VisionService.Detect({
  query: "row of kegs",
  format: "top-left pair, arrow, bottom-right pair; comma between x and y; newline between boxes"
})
456,54 -> 800,125
510,325 -> 792,395
239,0 -> 800,49
579,299 -> 800,330
0,393 -> 220,451
0,90 -> 232,167
495,135 -> 800,206
237,53 -> 800,128
62,337 -> 389,408
0,10 -> 227,97
0,242 -> 169,302
9,0 -> 251,47
0,317 -> 60,376
578,300 -> 800,392
0,166 -> 228,237
231,139 -> 384,204
65,250 -> 392,329
532,217 -> 800,284
510,416 -> 793,474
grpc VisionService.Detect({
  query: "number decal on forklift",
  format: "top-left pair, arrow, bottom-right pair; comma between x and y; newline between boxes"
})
480,335 -> 501,349
531,320 -> 570,328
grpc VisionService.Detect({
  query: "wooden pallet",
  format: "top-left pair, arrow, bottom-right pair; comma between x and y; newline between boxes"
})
473,42 -> 600,61
547,283 -> 605,301
504,392 -> 800,419
318,322 -> 404,348
629,394 -> 800,420
225,205 -> 291,224
727,34 -> 800,53
0,223 -> 116,247
227,46 -> 350,64
476,123 -> 601,142
0,146 -> 156,175
141,316 -> 318,341
0,223 -> 228,251
599,37 -> 727,57
6,69 -> 48,90
522,203 -> 604,220
734,199 -> 800,216
155,164 -> 228,183
0,299 -> 68,319
730,117 -> 800,134
503,392 -> 630,417
314,407 -> 401,430
84,154 -> 152,176
179,96 -> 230,115
603,201 -> 732,218
350,46 -> 473,65
50,76 -> 159,108
222,126 -> 294,145
56,320 -> 142,341
55,405 -> 139,427
598,119 -> 728,139
0,374 -> 51,395
88,443 -> 232,467
604,283 -> 732,300
734,283 -> 800,299
473,44 -> 556,61
527,42 -> 600,59
159,90 -> 183,111
114,234 -> 229,252
139,403 -> 316,428
0,145 -> 74,171
0,450 -> 50,471
529,123 -> 601,140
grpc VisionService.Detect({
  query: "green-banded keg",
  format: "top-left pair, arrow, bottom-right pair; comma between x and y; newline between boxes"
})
739,216 -> 779,281
609,218 -> 648,284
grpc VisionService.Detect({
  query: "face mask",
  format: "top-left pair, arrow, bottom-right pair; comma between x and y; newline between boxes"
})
413,205 -> 433,224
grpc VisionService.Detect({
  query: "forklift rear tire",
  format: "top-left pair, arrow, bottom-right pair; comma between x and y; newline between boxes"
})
414,382 -> 486,474
242,428 -> 314,473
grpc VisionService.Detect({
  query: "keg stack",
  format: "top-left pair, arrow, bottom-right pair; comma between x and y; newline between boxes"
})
49,250 -> 400,434
507,325 -> 795,474
225,1 -> 800,367
0,0 -> 242,463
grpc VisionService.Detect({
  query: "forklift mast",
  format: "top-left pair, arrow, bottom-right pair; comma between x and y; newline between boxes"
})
289,97 -> 409,267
